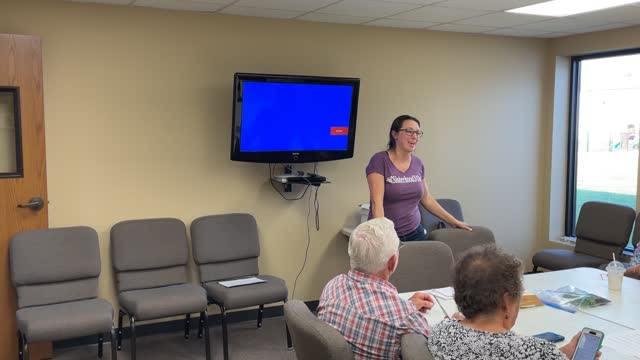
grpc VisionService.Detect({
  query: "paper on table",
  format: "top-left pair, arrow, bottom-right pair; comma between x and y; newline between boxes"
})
218,277 -> 265,288
603,330 -> 640,358
431,287 -> 454,300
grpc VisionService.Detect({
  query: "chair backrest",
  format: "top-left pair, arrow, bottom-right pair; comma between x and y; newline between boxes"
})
401,333 -> 434,360
389,241 -> 454,293
427,226 -> 495,261
420,199 -> 464,233
574,201 -> 635,259
10,226 -> 100,309
111,218 -> 189,292
631,213 -> 640,249
284,300 -> 355,360
191,213 -> 260,282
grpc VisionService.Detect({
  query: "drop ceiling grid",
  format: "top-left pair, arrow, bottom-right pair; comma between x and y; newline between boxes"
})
67,0 -> 640,37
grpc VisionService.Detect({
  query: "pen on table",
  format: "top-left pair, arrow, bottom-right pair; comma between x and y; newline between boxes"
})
432,293 -> 450,319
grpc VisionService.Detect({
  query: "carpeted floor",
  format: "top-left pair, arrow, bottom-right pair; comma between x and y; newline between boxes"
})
53,317 -> 297,360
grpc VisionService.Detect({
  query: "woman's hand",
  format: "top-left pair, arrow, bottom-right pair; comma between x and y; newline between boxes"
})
624,264 -> 640,279
452,220 -> 472,232
559,332 -> 602,360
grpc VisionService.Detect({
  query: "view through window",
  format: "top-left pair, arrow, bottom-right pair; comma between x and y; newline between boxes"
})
572,52 -> 640,247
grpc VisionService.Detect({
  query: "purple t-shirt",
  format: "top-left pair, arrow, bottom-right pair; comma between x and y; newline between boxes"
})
366,151 -> 425,236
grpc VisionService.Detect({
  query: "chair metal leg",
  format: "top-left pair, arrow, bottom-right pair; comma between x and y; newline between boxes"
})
117,310 -> 124,351
202,311 -> 211,360
257,305 -> 264,328
219,305 -> 229,360
184,314 -> 191,340
198,312 -> 205,339
129,315 -> 137,360
285,300 -> 292,350
110,327 -> 117,360
23,338 -> 30,360
17,331 -> 24,360
286,323 -> 292,350
533,265 -> 538,273
98,334 -> 104,358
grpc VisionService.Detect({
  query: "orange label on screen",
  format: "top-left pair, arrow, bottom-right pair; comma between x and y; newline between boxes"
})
331,127 -> 349,135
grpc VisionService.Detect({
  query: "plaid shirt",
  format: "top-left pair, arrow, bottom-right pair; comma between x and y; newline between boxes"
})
317,270 -> 430,360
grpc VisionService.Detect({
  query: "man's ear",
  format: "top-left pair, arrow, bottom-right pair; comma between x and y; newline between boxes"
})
388,253 -> 398,274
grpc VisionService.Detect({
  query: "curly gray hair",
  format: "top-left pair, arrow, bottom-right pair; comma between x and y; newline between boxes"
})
453,245 -> 524,319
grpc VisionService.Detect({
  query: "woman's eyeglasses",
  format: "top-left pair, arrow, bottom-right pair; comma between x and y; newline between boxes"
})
399,128 -> 424,138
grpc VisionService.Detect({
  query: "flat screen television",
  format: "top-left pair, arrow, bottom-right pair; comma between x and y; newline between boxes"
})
231,73 -> 360,163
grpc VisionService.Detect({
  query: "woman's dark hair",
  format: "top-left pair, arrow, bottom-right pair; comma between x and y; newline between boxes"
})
388,115 -> 421,149
453,245 -> 523,320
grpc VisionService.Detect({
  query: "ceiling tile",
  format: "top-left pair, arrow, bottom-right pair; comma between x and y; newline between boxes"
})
298,12 -> 375,24
133,0 -> 228,11
366,18 -> 439,28
570,22 -> 633,34
430,0 -> 544,11
535,32 -> 573,38
317,0 -> 421,18
484,27 -> 549,36
456,12 -> 550,27
514,17 -> 607,32
390,5 -> 490,22
68,0 -> 133,5
380,0 -> 441,4
571,5 -> 640,25
428,23 -> 497,33
220,5 -> 304,18
233,0 -> 338,12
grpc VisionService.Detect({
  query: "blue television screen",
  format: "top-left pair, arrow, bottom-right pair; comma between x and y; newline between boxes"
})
231,73 -> 359,163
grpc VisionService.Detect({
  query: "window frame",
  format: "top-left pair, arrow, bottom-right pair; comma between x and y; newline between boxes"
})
566,48 -> 640,237
0,86 -> 23,179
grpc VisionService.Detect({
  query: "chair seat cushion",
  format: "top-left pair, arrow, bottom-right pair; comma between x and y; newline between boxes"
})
119,284 -> 207,321
203,275 -> 287,310
532,249 -> 609,271
17,298 -> 113,342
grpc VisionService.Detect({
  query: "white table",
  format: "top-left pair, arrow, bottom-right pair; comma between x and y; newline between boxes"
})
400,268 -> 640,359
524,267 -> 640,330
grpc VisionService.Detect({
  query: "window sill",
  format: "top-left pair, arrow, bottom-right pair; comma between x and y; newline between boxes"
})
549,236 -> 576,247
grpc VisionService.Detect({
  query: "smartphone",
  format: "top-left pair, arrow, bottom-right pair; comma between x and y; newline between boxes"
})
571,328 -> 604,360
533,332 -> 565,343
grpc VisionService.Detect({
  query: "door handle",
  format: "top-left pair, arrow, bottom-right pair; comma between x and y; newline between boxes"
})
17,197 -> 45,211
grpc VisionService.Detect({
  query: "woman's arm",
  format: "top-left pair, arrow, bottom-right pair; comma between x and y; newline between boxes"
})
419,181 -> 472,231
367,173 -> 385,218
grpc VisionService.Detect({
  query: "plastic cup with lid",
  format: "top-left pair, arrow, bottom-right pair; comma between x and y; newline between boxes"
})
606,260 -> 625,291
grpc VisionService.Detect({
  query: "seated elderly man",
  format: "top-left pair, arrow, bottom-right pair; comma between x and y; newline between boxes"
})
317,217 -> 434,359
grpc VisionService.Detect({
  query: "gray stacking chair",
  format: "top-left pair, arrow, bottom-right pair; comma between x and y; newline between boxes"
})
110,218 -> 211,360
10,226 -> 116,360
532,201 -> 635,272
284,300 -> 354,360
191,213 -> 290,360
401,333 -> 434,360
427,226 -> 496,261
420,198 -> 464,233
389,241 -> 454,293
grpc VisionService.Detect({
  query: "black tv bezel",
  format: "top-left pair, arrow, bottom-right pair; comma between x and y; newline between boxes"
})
230,72 -> 360,164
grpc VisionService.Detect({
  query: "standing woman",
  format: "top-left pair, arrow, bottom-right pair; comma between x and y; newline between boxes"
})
366,115 -> 471,242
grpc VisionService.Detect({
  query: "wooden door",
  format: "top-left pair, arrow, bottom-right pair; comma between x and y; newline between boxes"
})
0,34 -> 51,360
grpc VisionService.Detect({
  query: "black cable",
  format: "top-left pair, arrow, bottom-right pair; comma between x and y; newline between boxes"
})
292,181 -> 313,299
313,163 -> 320,230
269,163 -> 311,201
314,183 -> 320,231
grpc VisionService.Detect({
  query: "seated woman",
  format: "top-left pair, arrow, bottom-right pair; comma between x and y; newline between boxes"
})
428,245 -> 600,360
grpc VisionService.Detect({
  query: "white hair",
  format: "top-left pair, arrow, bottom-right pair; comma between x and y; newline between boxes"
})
348,217 -> 400,274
